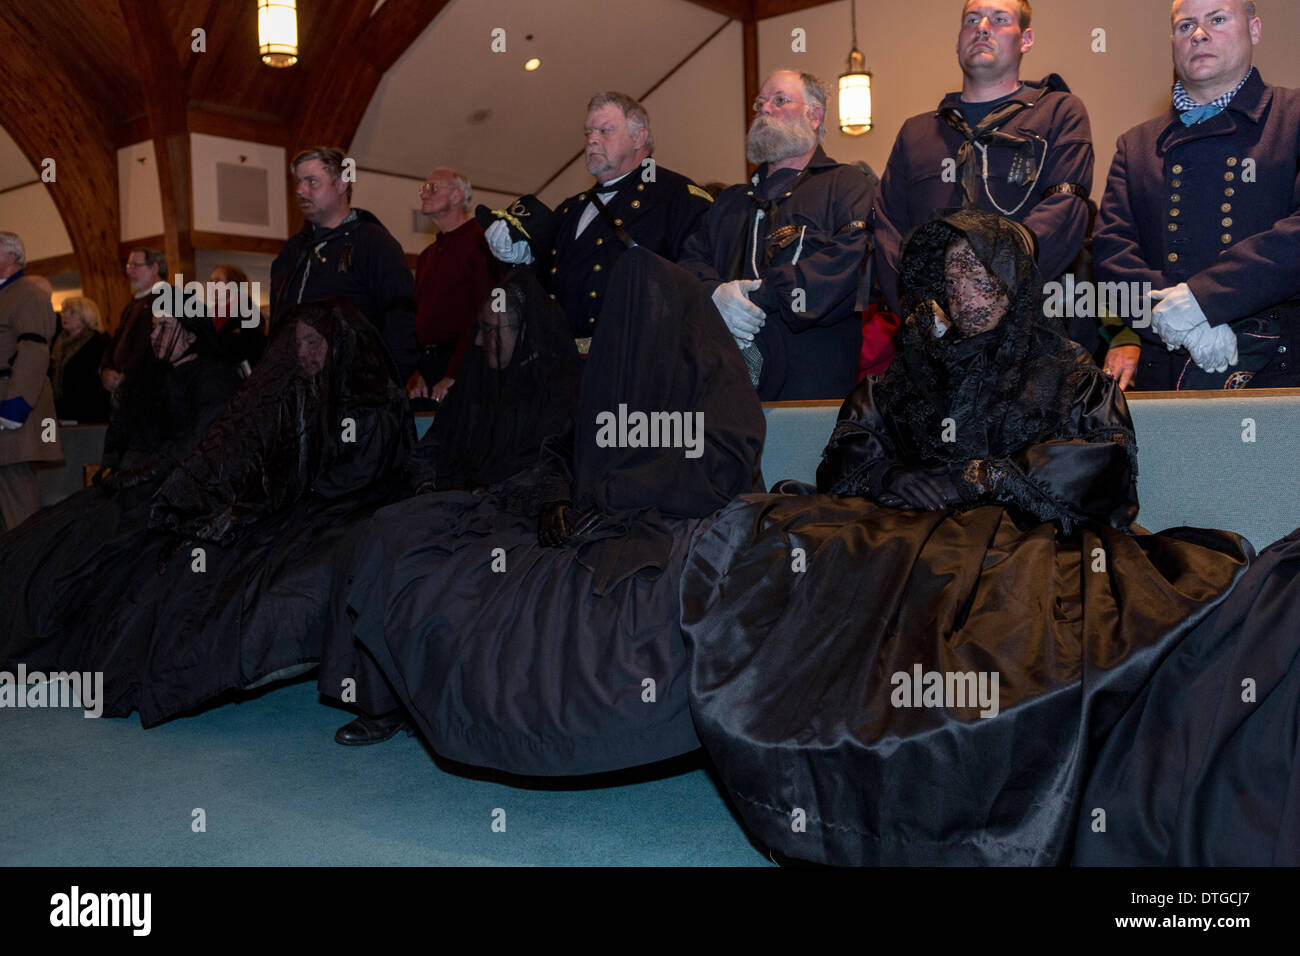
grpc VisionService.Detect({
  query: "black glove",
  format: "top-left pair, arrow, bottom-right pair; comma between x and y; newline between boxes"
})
883,465 -> 962,511
538,501 -> 570,548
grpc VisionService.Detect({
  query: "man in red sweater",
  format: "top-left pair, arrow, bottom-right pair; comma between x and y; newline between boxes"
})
408,168 -> 500,407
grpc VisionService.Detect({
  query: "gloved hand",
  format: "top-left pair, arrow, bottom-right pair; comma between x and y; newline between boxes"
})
0,395 -> 32,430
711,279 -> 765,347
538,501 -> 570,548
485,220 -> 534,265
1150,283 -> 1208,350
93,463 -> 158,496
883,465 -> 962,511
1182,320 -> 1239,373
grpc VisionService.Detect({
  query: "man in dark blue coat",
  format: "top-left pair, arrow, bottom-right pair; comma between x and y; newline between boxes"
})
678,70 -> 875,402
872,1 -> 1093,319
1095,0 -> 1300,391
271,147 -> 418,380
486,92 -> 713,348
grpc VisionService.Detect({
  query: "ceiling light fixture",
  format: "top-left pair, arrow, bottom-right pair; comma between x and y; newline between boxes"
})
258,0 -> 299,68
838,0 -> 873,135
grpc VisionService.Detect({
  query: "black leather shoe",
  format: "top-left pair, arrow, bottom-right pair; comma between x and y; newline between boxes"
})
334,710 -> 415,746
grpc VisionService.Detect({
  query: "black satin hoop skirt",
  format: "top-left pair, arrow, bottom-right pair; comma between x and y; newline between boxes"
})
337,490 -> 702,776
680,494 -> 1251,865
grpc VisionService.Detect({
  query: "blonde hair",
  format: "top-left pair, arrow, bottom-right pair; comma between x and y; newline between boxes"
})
60,296 -> 105,333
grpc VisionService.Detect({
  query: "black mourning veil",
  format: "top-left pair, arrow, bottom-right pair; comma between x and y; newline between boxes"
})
408,265 -> 580,492
148,297 -> 413,544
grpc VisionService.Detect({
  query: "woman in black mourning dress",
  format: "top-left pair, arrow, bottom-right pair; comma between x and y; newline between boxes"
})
324,247 -> 765,775
0,308 -> 240,660
0,298 -> 413,726
319,265 -> 581,743
679,209 -> 1251,866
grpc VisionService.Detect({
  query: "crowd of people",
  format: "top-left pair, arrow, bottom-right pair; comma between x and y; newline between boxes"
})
1,0 -> 1297,865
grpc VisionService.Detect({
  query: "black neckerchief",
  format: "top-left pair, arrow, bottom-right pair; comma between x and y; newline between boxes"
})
723,164 -> 818,281
939,82 -> 1055,207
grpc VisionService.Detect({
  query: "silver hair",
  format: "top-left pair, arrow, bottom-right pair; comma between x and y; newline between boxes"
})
446,169 -> 473,210
586,91 -> 656,156
0,231 -> 26,267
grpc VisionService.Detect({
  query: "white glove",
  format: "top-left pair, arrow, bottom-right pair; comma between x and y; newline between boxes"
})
484,219 -> 533,265
712,279 -> 765,347
1150,283 -> 1208,351
1182,320 -> 1239,373
0,417 -> 21,431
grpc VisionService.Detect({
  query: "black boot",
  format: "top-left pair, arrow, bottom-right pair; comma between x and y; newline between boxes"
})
334,709 -> 415,746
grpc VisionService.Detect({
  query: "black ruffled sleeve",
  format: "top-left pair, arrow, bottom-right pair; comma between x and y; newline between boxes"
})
954,368 -> 1139,532
815,378 -> 907,503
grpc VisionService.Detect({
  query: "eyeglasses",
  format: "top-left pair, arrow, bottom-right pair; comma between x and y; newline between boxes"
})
419,182 -> 442,196
125,259 -> 147,269
753,93 -> 801,112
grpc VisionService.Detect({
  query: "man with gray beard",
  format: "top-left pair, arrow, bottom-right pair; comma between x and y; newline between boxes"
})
679,70 -> 875,401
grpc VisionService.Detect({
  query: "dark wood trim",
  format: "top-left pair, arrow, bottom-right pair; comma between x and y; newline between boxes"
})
0,179 -> 40,198
119,0 -> 195,279
535,18 -> 736,197
753,0 -> 837,17
25,253 -> 80,276
191,231 -> 287,255
119,235 -> 167,258
0,14 -> 125,323
681,0 -> 753,16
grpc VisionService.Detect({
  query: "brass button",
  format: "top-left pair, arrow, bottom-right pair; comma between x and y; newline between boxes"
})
588,317 -> 596,324
550,267 -> 557,274
595,237 -> 603,246
551,248 -> 557,255
614,218 -> 623,226
588,290 -> 597,298
1221,203 -> 1232,213
1222,217 -> 1233,227
636,183 -> 645,191
1222,234 -> 1232,244
561,208 -> 568,215
1225,187 -> 1235,197
1168,253 -> 1179,263
578,193 -> 586,201
1171,179 -> 1182,188
549,293 -> 557,300
1227,157 -> 1238,167
1170,193 -> 1181,202
1172,164 -> 1184,174
1170,208 -> 1180,217
630,200 -> 641,209
1168,223 -> 1178,232
1224,172 -> 1235,181
592,264 -> 601,272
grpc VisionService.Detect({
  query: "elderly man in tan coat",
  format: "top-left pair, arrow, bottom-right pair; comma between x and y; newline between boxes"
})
0,231 -> 63,530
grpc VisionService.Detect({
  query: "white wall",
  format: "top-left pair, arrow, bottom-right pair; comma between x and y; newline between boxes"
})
539,19 -> 747,208
0,182 -> 73,263
117,140 -> 164,242
190,132 -> 288,239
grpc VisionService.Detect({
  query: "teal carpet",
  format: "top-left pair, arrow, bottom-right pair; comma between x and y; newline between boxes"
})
0,678 -> 768,866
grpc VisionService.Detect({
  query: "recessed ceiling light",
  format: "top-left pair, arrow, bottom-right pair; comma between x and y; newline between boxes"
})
524,57 -> 541,71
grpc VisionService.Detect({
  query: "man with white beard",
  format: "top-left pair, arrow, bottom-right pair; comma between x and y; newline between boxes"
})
679,70 -> 875,401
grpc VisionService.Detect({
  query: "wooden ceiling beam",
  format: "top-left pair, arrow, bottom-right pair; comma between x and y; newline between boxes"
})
119,0 -> 196,281
0,14 -> 127,326
753,0 -> 839,18
677,0 -> 754,18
